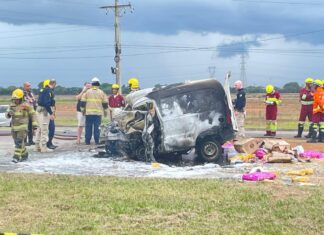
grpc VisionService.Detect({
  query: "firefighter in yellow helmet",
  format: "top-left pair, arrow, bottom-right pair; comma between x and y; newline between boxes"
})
6,89 -> 37,163
108,83 -> 125,120
34,79 -> 56,152
128,77 -> 139,92
264,84 -> 281,136
295,77 -> 314,138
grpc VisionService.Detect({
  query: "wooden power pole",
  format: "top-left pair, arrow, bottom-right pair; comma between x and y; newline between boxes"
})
100,1 -> 132,94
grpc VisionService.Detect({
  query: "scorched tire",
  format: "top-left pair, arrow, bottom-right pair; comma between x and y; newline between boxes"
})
197,138 -> 222,163
134,145 -> 147,162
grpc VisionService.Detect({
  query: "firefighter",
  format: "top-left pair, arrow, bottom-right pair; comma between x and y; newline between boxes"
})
295,78 -> 314,138
108,84 -> 125,121
264,85 -> 281,136
307,79 -> 324,143
6,89 -> 37,163
80,77 -> 108,145
35,79 -> 55,152
125,77 -> 140,105
128,77 -> 139,92
47,79 -> 57,149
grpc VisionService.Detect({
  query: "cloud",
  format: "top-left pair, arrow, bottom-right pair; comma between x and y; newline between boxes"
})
217,39 -> 261,58
0,0 -> 323,45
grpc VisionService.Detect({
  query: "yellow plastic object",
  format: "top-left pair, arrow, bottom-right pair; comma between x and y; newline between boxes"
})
230,154 -> 255,162
266,84 -> 274,94
292,176 -> 310,183
287,168 -> 314,176
12,89 -> 24,99
305,77 -> 313,83
151,162 -> 160,168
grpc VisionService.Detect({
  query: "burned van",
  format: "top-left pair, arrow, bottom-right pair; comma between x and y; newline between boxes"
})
100,79 -> 235,163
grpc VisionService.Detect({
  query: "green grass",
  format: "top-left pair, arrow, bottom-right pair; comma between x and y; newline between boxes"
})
0,174 -> 323,234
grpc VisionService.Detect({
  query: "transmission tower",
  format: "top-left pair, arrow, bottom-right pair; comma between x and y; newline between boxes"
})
100,1 -> 133,94
240,53 -> 247,86
208,66 -> 216,78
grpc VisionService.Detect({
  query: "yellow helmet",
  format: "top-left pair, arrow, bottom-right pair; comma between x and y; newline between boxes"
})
314,79 -> 323,86
128,77 -> 139,89
112,84 -> 119,89
305,77 -> 313,84
43,79 -> 50,88
12,88 -> 24,99
266,84 -> 274,94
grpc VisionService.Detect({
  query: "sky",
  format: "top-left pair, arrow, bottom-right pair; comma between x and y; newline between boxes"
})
0,0 -> 324,88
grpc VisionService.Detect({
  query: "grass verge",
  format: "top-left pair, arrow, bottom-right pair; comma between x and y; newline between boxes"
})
0,174 -> 323,234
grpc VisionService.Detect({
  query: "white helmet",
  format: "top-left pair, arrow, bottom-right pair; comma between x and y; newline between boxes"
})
91,77 -> 100,83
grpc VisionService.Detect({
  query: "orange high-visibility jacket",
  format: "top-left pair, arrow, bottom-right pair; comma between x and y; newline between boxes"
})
313,87 -> 324,114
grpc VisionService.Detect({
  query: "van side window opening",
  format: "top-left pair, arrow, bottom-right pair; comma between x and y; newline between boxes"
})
160,89 -> 224,117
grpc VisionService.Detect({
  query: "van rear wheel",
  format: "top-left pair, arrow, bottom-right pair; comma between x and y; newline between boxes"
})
197,138 -> 222,163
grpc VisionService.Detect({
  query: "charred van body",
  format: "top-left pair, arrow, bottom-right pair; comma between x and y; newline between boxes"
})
100,79 -> 235,163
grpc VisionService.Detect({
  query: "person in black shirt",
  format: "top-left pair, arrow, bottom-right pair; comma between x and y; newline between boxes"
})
76,82 -> 91,144
233,80 -> 246,139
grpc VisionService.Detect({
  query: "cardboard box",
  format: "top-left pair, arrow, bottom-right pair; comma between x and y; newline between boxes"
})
267,151 -> 292,163
263,139 -> 291,152
234,138 -> 263,154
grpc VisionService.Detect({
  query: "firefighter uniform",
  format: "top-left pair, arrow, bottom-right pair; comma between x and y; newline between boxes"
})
47,85 -> 57,149
80,78 -> 108,145
108,84 -> 125,120
308,80 -> 324,143
295,78 -> 314,138
35,80 -> 55,152
6,89 -> 37,162
265,85 -> 281,136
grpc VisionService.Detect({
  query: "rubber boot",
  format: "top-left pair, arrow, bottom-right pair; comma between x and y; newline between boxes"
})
294,124 -> 303,138
307,128 -> 317,143
304,125 -> 312,138
271,132 -> 276,137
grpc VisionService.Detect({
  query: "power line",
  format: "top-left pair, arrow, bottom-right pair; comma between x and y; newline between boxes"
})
233,0 -> 324,6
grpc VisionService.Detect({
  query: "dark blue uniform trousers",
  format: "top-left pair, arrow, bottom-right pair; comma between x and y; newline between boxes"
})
85,115 -> 101,145
48,119 -> 55,144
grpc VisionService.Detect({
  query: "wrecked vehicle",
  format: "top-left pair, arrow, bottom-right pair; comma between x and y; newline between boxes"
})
100,78 -> 237,163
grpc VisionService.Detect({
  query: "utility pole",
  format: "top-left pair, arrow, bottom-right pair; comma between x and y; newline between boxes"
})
100,1 -> 133,94
240,53 -> 247,86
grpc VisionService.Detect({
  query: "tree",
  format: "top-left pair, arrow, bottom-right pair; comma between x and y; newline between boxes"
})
281,82 -> 300,93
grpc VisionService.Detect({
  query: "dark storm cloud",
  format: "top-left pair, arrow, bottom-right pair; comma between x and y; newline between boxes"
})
217,40 -> 261,58
0,0 -> 323,44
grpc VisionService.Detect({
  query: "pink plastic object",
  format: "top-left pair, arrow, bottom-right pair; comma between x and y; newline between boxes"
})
242,172 -> 276,181
255,148 -> 267,159
300,151 -> 324,159
222,142 -> 234,149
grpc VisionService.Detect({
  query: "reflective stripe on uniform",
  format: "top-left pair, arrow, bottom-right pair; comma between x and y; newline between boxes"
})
12,124 -> 28,131
266,97 -> 282,104
301,101 -> 313,105
85,98 -> 102,102
270,121 -> 277,132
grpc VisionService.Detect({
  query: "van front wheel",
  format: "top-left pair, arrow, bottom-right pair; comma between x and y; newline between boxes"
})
197,138 -> 222,163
